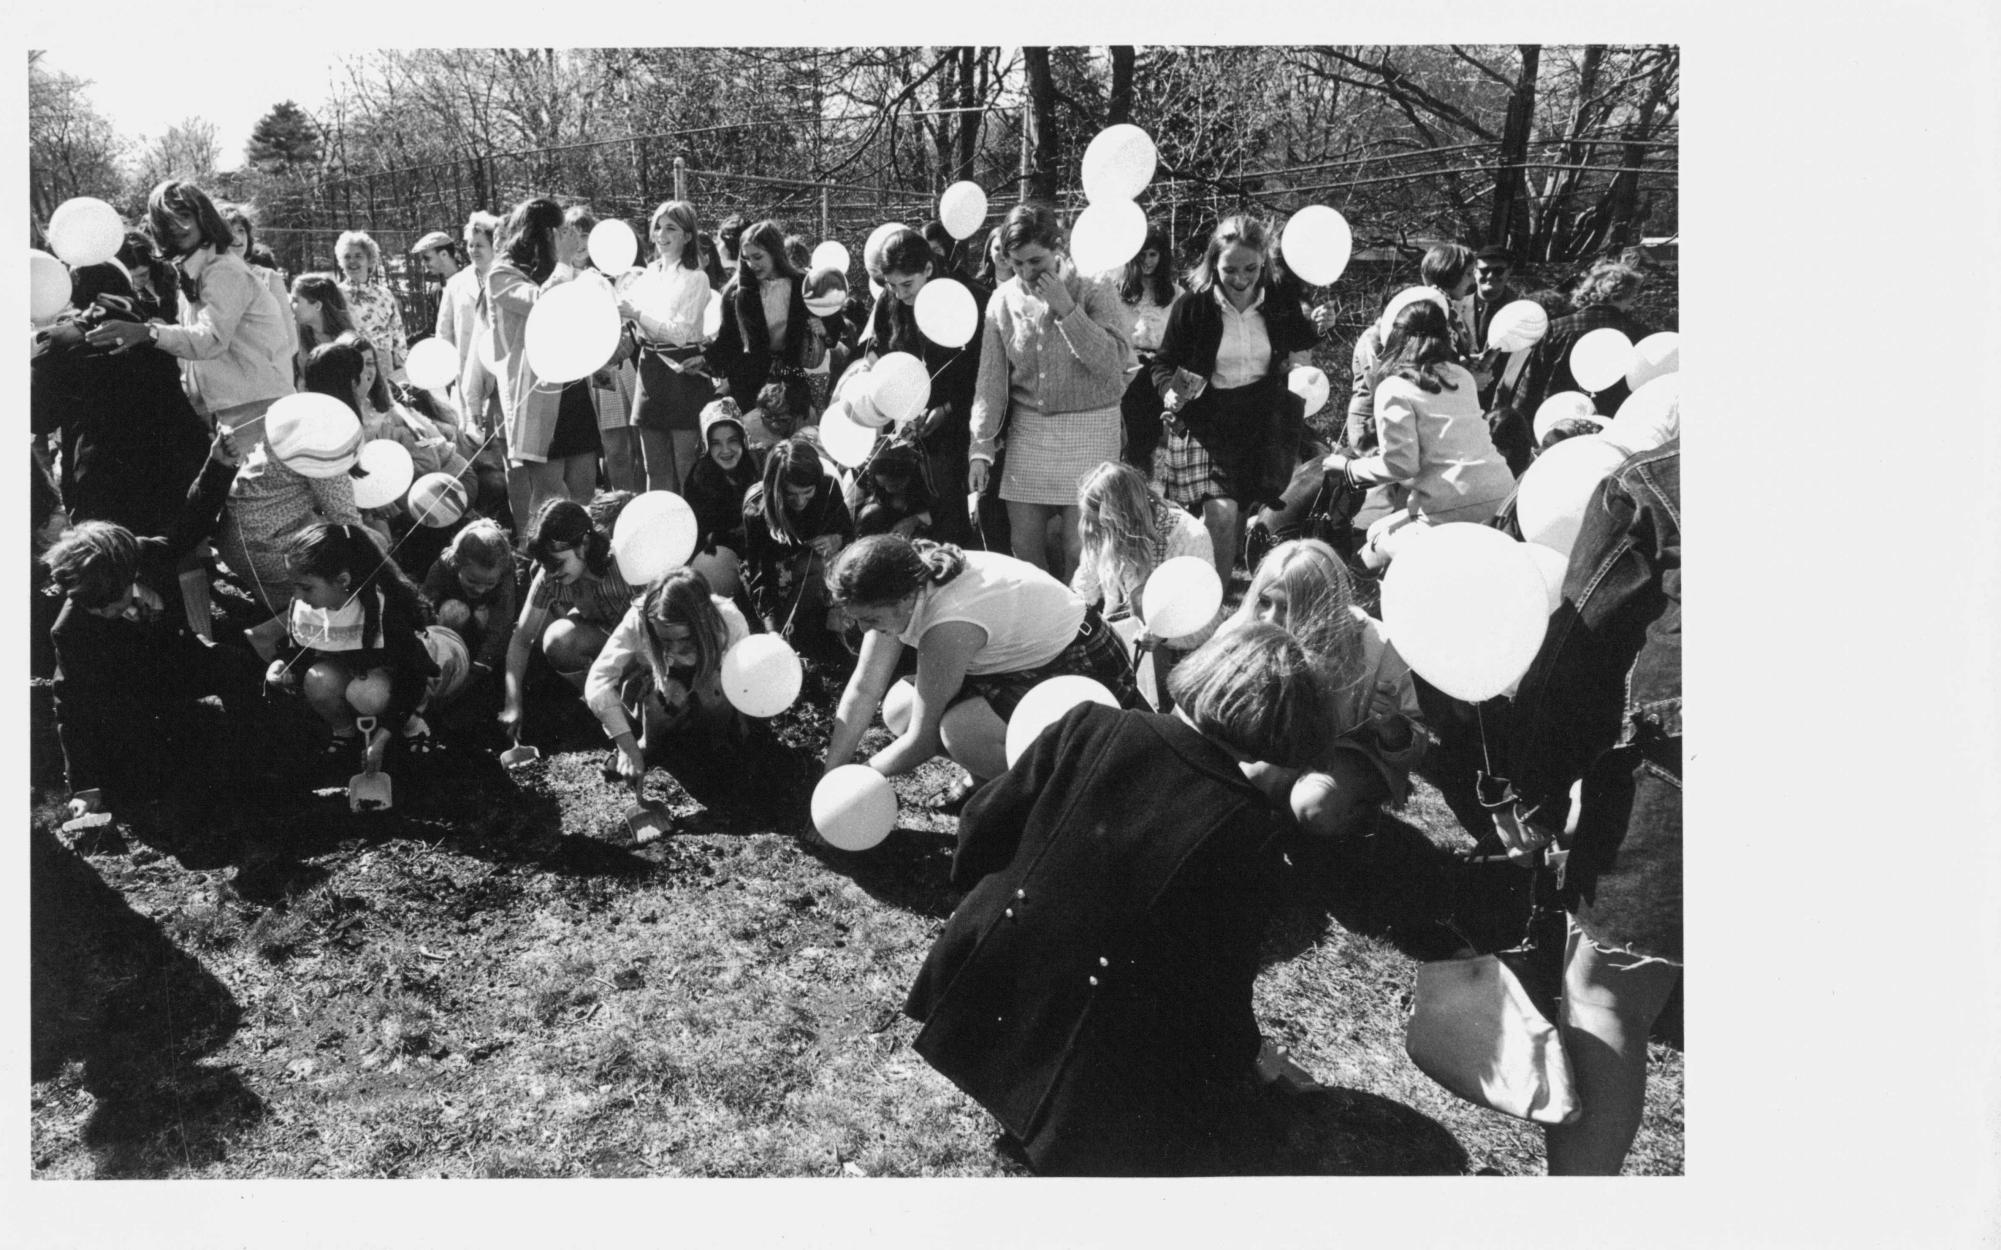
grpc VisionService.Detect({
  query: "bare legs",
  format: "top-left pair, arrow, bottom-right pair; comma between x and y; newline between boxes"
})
1006,500 -> 1081,585
1545,932 -> 1682,1175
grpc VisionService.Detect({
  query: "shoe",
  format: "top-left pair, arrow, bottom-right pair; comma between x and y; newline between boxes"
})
927,772 -> 980,814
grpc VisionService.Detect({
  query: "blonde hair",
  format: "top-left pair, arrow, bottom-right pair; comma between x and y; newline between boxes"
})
443,517 -> 510,571
1076,461 -> 1164,614
1231,539 -> 1367,698
334,230 -> 383,282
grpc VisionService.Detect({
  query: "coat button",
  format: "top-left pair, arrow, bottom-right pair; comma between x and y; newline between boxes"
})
1098,956 -> 1108,967
1015,889 -> 1025,900
1004,908 -> 1014,919
1088,976 -> 1099,987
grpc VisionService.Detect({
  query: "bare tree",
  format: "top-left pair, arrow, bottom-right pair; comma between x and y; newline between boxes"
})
28,54 -> 128,228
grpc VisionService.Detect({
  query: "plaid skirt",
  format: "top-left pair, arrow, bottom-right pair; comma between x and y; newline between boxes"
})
1160,428 -> 1223,509
959,605 -> 1145,720
998,405 -> 1122,506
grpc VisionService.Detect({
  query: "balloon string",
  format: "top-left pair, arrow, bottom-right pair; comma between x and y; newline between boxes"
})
1476,700 -> 1494,777
265,410 -> 499,685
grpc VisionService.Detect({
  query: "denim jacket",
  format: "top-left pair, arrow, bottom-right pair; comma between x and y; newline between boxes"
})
1505,440 -> 1680,823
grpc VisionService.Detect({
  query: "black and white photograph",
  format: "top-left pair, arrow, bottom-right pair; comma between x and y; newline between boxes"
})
12,5 -> 1999,1247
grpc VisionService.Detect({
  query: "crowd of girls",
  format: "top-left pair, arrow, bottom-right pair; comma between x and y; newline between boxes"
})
31,178 -> 1675,1177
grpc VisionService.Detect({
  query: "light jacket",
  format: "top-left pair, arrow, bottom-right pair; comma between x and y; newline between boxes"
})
152,250 -> 296,415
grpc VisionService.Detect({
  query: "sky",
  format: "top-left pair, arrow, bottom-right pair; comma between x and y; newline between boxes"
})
35,46 -> 343,171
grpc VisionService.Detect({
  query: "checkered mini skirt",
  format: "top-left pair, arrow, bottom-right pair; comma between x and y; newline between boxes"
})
998,404 -> 1123,506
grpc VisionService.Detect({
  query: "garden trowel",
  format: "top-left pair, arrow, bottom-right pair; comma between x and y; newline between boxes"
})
499,727 -> 541,768
348,717 -> 393,812
623,775 -> 670,844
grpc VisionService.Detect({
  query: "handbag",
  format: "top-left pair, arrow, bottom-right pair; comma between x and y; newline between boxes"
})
1403,846 -> 1581,1125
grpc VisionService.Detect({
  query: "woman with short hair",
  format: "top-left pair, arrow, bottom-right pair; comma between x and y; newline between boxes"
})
335,229 -> 410,383
967,204 -> 1131,581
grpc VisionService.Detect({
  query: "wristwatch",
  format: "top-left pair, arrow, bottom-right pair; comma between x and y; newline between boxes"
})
146,324 -> 160,343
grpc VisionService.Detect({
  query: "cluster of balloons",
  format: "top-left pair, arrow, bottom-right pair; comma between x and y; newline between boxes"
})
610,490 -> 698,585
1383,326 -> 1681,704
1279,205 -> 1354,287
1070,125 -> 1158,274
1569,328 -> 1680,394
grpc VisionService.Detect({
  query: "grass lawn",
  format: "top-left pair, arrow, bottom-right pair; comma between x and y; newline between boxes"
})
27,626 -> 1682,1179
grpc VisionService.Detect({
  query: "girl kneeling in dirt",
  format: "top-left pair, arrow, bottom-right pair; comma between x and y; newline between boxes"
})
903,622 -> 1339,1174
584,567 -> 753,789
266,522 -> 470,769
499,494 -> 638,742
821,534 -> 1145,808
1222,538 -> 1425,839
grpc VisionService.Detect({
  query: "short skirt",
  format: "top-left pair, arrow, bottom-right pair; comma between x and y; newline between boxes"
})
997,404 -> 1121,506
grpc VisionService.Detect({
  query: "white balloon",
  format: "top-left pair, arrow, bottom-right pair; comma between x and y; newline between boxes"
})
1486,299 -> 1550,353
702,289 -> 724,339
869,351 -> 933,425
1141,556 -> 1223,640
1280,205 -> 1354,286
30,250 -> 69,322
407,472 -> 469,528
1600,373 -> 1681,455
48,198 -> 125,268
812,764 -> 899,851
611,490 -> 699,585
811,240 -> 851,276
863,222 -> 905,276
720,633 -> 804,718
587,219 -> 639,274
1004,675 -> 1119,768
526,278 -> 621,384
913,277 -> 978,348
1521,542 -> 1571,615
938,181 -> 988,240
803,264 -> 849,317
1532,391 -> 1603,445
351,439 -> 415,509
1288,366 -> 1331,418
1569,327 -> 1635,393
1068,200 -> 1147,275
1515,435 -> 1632,561
1625,331 -> 1680,391
264,392 -> 364,478
882,677 -> 917,736
819,401 -> 881,468
869,277 -> 885,301
688,545 -> 741,598
1080,124 -> 1158,203
1379,523 -> 1549,703
404,337 -> 460,391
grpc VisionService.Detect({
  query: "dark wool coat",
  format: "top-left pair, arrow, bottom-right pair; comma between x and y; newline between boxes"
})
905,701 -> 1287,1175
32,294 -> 210,536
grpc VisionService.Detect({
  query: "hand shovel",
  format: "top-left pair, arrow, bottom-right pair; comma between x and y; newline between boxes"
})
499,728 -> 542,769
348,717 -> 394,812
623,776 -> 671,844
